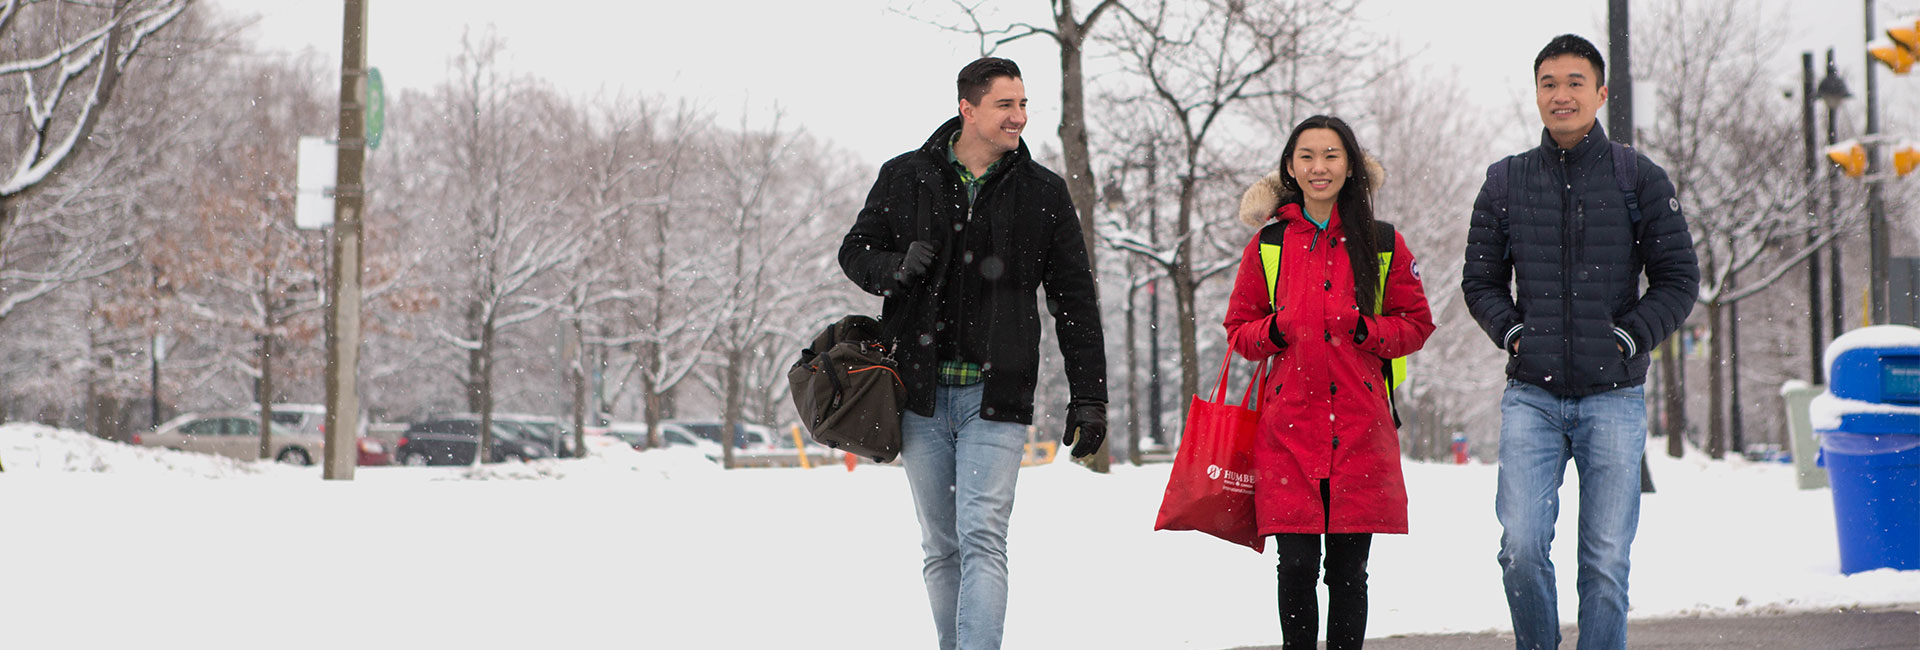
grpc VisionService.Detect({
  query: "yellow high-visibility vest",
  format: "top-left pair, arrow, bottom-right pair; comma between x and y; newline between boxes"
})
1258,220 -> 1410,399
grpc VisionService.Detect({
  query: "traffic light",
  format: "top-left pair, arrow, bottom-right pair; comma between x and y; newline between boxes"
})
1876,16 -> 1920,74
1872,39 -> 1915,74
1828,140 -> 1868,177
1896,142 -> 1919,177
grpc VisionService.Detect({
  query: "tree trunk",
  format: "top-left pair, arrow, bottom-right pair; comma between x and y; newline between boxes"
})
476,317 -> 496,465
1706,302 -> 1725,459
570,317 -> 588,458
1125,282 -> 1141,466
1171,171 -> 1201,433
1728,299 -> 1745,455
722,347 -> 744,470
1662,336 -> 1687,458
258,251 -> 275,461
1054,8 -> 1099,278
465,300 -> 487,413
642,344 -> 663,450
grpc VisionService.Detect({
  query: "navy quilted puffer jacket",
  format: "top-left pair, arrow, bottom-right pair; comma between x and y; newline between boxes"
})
1462,123 -> 1699,397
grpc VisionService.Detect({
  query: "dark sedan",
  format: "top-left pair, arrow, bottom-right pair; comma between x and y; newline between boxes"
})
395,417 -> 553,465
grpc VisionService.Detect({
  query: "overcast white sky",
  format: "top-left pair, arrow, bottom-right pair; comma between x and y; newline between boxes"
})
215,0 -> 1897,166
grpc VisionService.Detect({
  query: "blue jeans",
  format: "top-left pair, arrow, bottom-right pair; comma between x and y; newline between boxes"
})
1495,381 -> 1646,650
901,383 -> 1029,650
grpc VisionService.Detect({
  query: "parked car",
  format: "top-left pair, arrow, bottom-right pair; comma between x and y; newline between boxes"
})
257,403 -> 326,434
593,421 -> 723,459
493,413 -> 576,458
664,419 -> 778,453
136,412 -> 388,466
244,403 -> 391,465
423,412 -> 576,458
396,417 -> 553,466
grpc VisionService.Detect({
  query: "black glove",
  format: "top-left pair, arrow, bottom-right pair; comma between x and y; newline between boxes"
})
1062,399 -> 1107,459
1268,315 -> 1288,350
893,240 -> 938,285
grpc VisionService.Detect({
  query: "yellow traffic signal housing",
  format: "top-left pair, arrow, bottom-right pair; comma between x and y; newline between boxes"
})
1827,140 -> 1868,177
1895,143 -> 1919,178
1871,39 -> 1916,73
1891,15 -> 1920,51
1892,24 -> 1920,52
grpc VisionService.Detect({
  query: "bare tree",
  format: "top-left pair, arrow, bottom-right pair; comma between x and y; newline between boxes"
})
699,113 -> 866,468
545,94 -> 673,457
1100,0 -> 1372,415
0,0 -> 191,264
593,101 -> 720,451
411,33 -> 598,463
1635,0 -> 1852,459
1350,57 -> 1501,461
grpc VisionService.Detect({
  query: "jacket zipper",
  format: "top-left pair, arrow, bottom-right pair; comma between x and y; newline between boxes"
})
1558,150 -> 1575,380
1573,198 -> 1587,263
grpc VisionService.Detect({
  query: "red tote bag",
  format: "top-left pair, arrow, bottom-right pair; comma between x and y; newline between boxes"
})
1154,351 -> 1266,552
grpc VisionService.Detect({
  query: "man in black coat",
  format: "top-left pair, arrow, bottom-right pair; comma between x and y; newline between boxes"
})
838,57 -> 1106,650
1462,34 -> 1698,650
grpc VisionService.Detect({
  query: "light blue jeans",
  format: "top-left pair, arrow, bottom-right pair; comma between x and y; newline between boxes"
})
901,383 -> 1029,650
1495,381 -> 1646,650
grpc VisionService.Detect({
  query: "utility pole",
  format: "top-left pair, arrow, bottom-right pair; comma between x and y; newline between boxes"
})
1607,0 -> 1633,146
1801,53 -> 1825,383
323,0 -> 368,480
1826,49 -> 1847,339
1145,141 -> 1163,452
1608,0 -> 1655,490
1863,0 -> 1891,324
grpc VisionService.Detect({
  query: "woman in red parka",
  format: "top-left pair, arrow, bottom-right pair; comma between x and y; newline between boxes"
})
1222,115 -> 1435,650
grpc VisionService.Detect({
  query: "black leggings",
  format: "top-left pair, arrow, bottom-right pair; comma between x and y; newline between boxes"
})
1274,480 -> 1373,650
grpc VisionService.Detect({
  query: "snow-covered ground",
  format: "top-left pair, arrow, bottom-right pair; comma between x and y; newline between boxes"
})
1,423 -> 1914,649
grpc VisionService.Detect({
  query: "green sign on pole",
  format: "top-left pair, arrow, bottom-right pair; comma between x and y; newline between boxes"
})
365,67 -> 385,150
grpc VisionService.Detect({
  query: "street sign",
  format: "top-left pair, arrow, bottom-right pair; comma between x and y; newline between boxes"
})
365,67 -> 385,150
295,136 -> 335,229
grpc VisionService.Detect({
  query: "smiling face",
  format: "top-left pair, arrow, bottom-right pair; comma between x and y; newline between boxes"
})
1535,53 -> 1608,148
959,75 -> 1027,155
1287,128 -> 1348,210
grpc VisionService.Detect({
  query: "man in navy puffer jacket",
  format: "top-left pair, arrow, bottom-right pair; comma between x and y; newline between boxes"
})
1462,34 -> 1699,650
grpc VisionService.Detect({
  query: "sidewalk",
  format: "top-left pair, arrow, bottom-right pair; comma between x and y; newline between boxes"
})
1225,604 -> 1920,650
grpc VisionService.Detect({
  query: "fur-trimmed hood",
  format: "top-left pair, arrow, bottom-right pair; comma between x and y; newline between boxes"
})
1236,154 -> 1387,227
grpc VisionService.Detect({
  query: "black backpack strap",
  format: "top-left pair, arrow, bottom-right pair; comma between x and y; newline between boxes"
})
1610,142 -> 1643,224
1257,219 -> 1289,309
1488,157 -> 1513,216
1372,220 -> 1402,429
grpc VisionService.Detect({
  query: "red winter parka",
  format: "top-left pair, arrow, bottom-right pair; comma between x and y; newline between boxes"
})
1222,191 -> 1435,536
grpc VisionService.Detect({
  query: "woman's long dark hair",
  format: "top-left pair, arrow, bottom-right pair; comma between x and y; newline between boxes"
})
1277,114 -> 1381,315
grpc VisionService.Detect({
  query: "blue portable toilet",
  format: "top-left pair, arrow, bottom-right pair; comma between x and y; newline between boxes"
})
1811,325 -> 1920,574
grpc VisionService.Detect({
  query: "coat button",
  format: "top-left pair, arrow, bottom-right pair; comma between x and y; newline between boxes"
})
1323,331 -> 1332,342
1323,280 -> 1332,290
1329,382 -> 1338,395
1332,436 -> 1341,449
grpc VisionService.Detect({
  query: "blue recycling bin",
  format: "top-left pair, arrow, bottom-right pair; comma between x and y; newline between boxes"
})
1814,325 -> 1920,574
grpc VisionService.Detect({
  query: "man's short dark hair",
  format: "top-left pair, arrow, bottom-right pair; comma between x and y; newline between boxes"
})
1534,34 -> 1605,82
957,57 -> 1022,106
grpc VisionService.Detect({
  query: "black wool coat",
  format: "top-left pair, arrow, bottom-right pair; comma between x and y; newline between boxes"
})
1462,123 -> 1699,397
839,117 -> 1106,423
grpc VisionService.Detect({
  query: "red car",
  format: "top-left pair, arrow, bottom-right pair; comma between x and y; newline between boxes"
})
355,436 -> 393,466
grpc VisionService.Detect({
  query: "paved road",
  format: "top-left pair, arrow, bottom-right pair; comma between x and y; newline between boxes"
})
1225,604 -> 1920,650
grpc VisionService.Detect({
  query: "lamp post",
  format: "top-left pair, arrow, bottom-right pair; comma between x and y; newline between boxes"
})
1800,53 -> 1825,383
1143,143 -> 1163,453
1818,50 -> 1852,338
